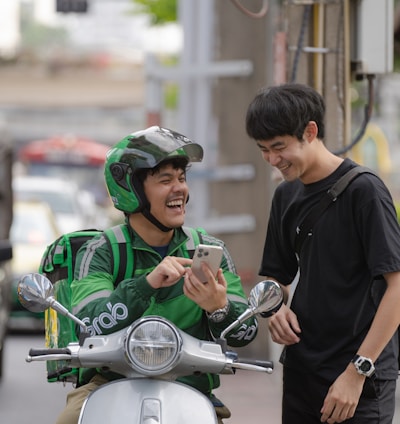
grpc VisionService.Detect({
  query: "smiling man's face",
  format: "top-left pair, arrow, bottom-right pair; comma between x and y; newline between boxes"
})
256,135 -> 310,182
143,163 -> 189,229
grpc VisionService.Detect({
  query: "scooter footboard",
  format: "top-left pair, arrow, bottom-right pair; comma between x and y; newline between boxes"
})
78,378 -> 218,424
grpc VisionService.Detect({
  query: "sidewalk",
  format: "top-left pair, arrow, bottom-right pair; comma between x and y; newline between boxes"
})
215,364 -> 282,424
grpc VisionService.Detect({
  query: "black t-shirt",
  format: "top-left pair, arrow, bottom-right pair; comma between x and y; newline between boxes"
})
261,158 -> 400,381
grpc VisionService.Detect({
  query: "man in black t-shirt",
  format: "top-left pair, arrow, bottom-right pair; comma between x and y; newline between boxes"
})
246,83 -> 400,423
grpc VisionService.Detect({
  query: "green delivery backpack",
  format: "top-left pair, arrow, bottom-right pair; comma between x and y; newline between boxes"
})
38,224 -> 205,384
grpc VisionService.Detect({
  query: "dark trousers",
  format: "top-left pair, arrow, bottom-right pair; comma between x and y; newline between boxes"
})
282,366 -> 396,423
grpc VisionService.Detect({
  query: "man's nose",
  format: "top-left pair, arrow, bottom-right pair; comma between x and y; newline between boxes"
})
267,152 -> 280,166
173,179 -> 187,190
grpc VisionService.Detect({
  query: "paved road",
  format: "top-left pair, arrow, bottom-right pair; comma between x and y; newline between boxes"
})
0,334 -> 70,423
216,366 -> 283,423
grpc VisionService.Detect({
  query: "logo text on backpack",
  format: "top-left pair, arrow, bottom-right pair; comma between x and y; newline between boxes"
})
83,302 -> 129,335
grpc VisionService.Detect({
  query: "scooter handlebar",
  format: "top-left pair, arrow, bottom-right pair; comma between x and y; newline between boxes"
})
237,358 -> 274,369
29,348 -> 71,356
231,358 -> 274,374
26,348 -> 73,363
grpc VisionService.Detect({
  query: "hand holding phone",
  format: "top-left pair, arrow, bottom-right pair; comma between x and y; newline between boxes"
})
191,244 -> 223,283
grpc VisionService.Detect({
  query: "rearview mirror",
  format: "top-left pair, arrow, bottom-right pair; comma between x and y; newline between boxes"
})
17,273 -> 54,313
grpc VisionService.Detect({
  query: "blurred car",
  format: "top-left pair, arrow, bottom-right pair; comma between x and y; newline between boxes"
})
13,176 -> 98,233
0,240 -> 12,378
0,129 -> 13,380
8,200 -> 61,332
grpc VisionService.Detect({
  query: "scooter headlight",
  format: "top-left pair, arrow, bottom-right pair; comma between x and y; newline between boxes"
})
125,316 -> 182,375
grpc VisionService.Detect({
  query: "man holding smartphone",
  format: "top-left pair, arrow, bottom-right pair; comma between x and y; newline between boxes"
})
56,126 -> 258,424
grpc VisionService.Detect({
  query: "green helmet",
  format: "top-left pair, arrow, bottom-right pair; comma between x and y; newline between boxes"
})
104,126 -> 203,214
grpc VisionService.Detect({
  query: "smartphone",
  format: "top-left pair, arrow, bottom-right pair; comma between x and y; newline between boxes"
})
191,244 -> 223,283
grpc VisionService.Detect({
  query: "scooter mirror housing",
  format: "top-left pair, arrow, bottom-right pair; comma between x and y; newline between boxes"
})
18,272 -> 89,338
18,273 -> 54,313
248,279 -> 283,318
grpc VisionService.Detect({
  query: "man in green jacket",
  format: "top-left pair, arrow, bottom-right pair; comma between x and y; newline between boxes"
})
56,126 -> 258,424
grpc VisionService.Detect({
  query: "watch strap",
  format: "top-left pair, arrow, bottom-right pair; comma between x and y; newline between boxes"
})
207,301 -> 230,323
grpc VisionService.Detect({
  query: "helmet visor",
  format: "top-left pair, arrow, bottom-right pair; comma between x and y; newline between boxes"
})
121,127 -> 203,170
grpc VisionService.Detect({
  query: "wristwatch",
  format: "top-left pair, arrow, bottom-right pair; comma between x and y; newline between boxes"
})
207,302 -> 230,323
351,354 -> 376,378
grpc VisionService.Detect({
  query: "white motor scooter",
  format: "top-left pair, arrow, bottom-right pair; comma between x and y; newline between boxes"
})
18,273 -> 283,424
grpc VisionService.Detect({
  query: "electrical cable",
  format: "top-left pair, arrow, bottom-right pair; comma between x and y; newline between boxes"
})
335,0 -> 345,117
229,0 -> 269,19
290,4 -> 312,83
333,74 -> 375,156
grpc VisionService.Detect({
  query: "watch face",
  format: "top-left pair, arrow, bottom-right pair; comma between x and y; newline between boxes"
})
360,361 -> 372,372
210,311 -> 226,322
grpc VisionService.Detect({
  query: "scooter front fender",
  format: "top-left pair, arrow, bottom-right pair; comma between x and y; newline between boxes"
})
78,378 -> 218,424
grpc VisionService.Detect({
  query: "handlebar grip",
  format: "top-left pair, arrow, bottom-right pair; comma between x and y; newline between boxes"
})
29,348 -> 70,357
238,358 -> 274,369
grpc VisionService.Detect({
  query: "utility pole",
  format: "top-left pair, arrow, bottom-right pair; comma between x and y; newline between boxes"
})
212,0 -> 275,287
282,1 -> 351,152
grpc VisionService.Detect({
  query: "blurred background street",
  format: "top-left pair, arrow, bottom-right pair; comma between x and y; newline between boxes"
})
1,1 -> 400,422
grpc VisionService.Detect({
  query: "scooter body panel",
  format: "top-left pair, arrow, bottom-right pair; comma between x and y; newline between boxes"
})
78,378 -> 218,424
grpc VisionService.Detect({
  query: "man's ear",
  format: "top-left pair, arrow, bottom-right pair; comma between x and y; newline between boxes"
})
304,121 -> 318,142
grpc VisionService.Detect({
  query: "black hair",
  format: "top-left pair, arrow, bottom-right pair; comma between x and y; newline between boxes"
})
246,83 -> 325,141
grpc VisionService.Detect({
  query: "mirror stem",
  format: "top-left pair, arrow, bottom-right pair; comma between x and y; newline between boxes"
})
219,308 -> 255,346
47,296 -> 89,334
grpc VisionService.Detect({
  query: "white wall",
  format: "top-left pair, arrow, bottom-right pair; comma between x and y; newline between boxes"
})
0,2 -> 20,58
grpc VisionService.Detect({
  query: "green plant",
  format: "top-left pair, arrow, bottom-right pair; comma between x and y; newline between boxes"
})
130,0 -> 177,25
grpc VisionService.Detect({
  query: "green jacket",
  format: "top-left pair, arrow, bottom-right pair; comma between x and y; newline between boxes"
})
71,224 -> 257,394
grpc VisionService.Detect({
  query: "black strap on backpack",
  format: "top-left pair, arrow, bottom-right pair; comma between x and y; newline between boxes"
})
295,166 -> 374,254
